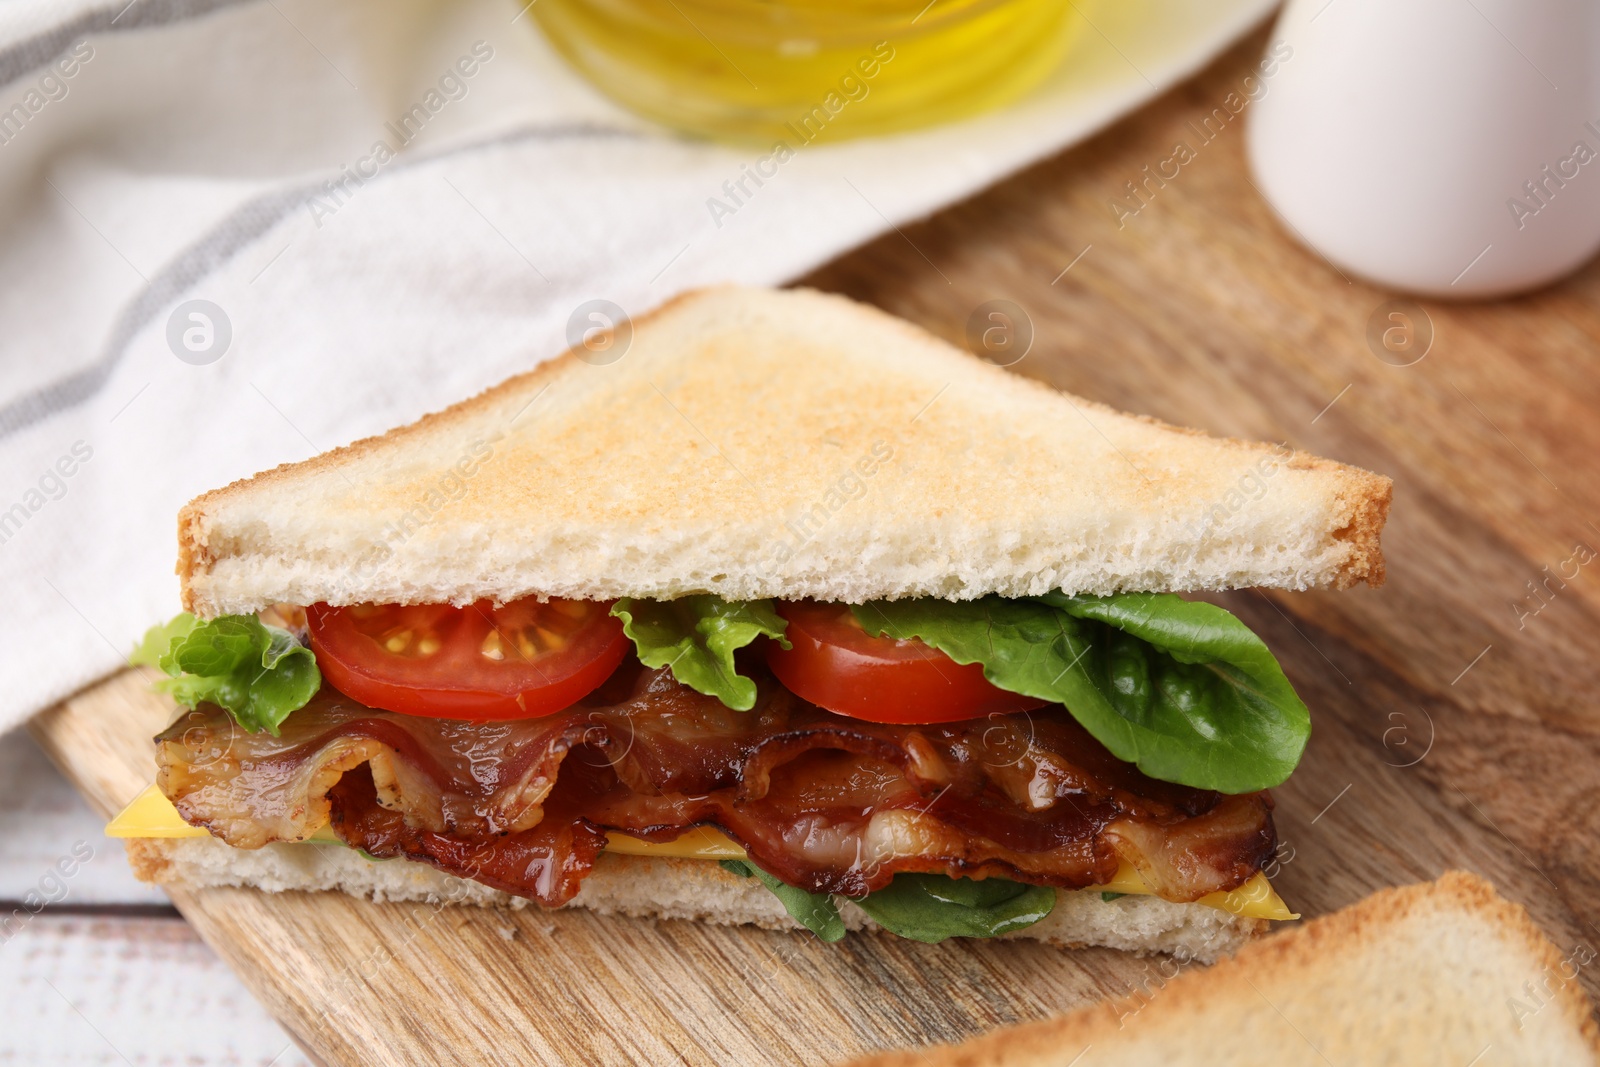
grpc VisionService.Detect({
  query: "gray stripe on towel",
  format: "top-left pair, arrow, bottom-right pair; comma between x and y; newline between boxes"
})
0,121 -> 647,441
0,0 -> 260,88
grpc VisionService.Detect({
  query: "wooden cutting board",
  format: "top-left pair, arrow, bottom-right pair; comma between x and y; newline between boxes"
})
32,26 -> 1600,1065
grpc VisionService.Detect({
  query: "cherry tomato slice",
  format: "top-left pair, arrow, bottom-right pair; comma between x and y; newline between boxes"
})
765,601 -> 1048,724
305,597 -> 628,720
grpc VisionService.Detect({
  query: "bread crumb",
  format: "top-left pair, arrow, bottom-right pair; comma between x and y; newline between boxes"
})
496,926 -> 516,941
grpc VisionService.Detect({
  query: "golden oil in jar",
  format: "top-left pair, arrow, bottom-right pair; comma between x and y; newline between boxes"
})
531,0 -> 1082,144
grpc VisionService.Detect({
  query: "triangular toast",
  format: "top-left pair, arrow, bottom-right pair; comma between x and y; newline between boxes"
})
180,286 -> 1390,616
848,872 -> 1600,1067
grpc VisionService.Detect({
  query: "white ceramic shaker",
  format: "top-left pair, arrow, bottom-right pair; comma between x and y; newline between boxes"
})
1247,0 -> 1600,298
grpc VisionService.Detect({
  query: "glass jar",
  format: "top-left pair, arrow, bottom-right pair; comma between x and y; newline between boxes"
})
532,0 -> 1081,143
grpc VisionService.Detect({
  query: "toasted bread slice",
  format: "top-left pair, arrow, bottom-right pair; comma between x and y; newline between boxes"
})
124,837 -> 1263,963
848,872 -> 1600,1067
180,287 -> 1390,616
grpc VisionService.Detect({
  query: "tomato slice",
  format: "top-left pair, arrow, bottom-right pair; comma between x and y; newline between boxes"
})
305,597 -> 629,720
765,601 -> 1048,724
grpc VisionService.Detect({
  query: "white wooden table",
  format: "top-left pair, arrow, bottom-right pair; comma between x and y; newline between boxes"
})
0,731 -> 315,1065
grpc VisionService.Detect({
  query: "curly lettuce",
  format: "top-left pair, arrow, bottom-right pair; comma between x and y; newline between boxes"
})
130,613 -> 321,734
611,596 -> 789,711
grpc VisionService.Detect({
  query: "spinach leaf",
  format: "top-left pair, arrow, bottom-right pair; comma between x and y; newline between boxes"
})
852,593 -> 1309,793
851,874 -> 1055,943
720,860 -> 846,942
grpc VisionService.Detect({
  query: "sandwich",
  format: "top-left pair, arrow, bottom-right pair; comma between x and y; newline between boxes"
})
110,286 -> 1391,962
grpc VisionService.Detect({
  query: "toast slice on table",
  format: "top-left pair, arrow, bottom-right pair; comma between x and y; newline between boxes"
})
847,872 -> 1600,1067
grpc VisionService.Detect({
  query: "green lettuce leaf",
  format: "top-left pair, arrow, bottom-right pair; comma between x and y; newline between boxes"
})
130,613 -> 321,735
612,596 -> 789,711
851,593 -> 1309,793
719,860 -> 846,941
851,874 -> 1055,943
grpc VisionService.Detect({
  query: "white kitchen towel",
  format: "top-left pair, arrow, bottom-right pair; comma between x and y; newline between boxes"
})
0,0 -> 1275,732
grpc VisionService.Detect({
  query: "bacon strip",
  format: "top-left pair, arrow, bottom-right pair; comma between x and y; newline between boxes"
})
156,663 -> 1275,907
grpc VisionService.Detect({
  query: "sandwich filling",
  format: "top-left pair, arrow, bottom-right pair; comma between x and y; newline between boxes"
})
135,592 -> 1307,941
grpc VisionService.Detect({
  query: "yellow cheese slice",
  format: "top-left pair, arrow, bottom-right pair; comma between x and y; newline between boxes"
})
108,785 -> 1294,920
1096,862 -> 1297,921
107,784 -> 211,838
109,785 -> 342,842
600,824 -> 748,859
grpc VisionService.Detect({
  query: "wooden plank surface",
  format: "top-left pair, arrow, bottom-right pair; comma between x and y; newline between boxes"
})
30,26 -> 1600,1065
0,909 -> 316,1067
0,731 -> 315,1065
0,730 -> 166,906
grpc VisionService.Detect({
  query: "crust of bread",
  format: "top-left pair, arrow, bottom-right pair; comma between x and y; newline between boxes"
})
845,871 -> 1600,1067
124,836 -> 1263,964
177,286 -> 1391,616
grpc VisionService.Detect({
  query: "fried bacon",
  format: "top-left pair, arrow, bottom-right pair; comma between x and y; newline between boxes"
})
156,663 -> 1275,907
